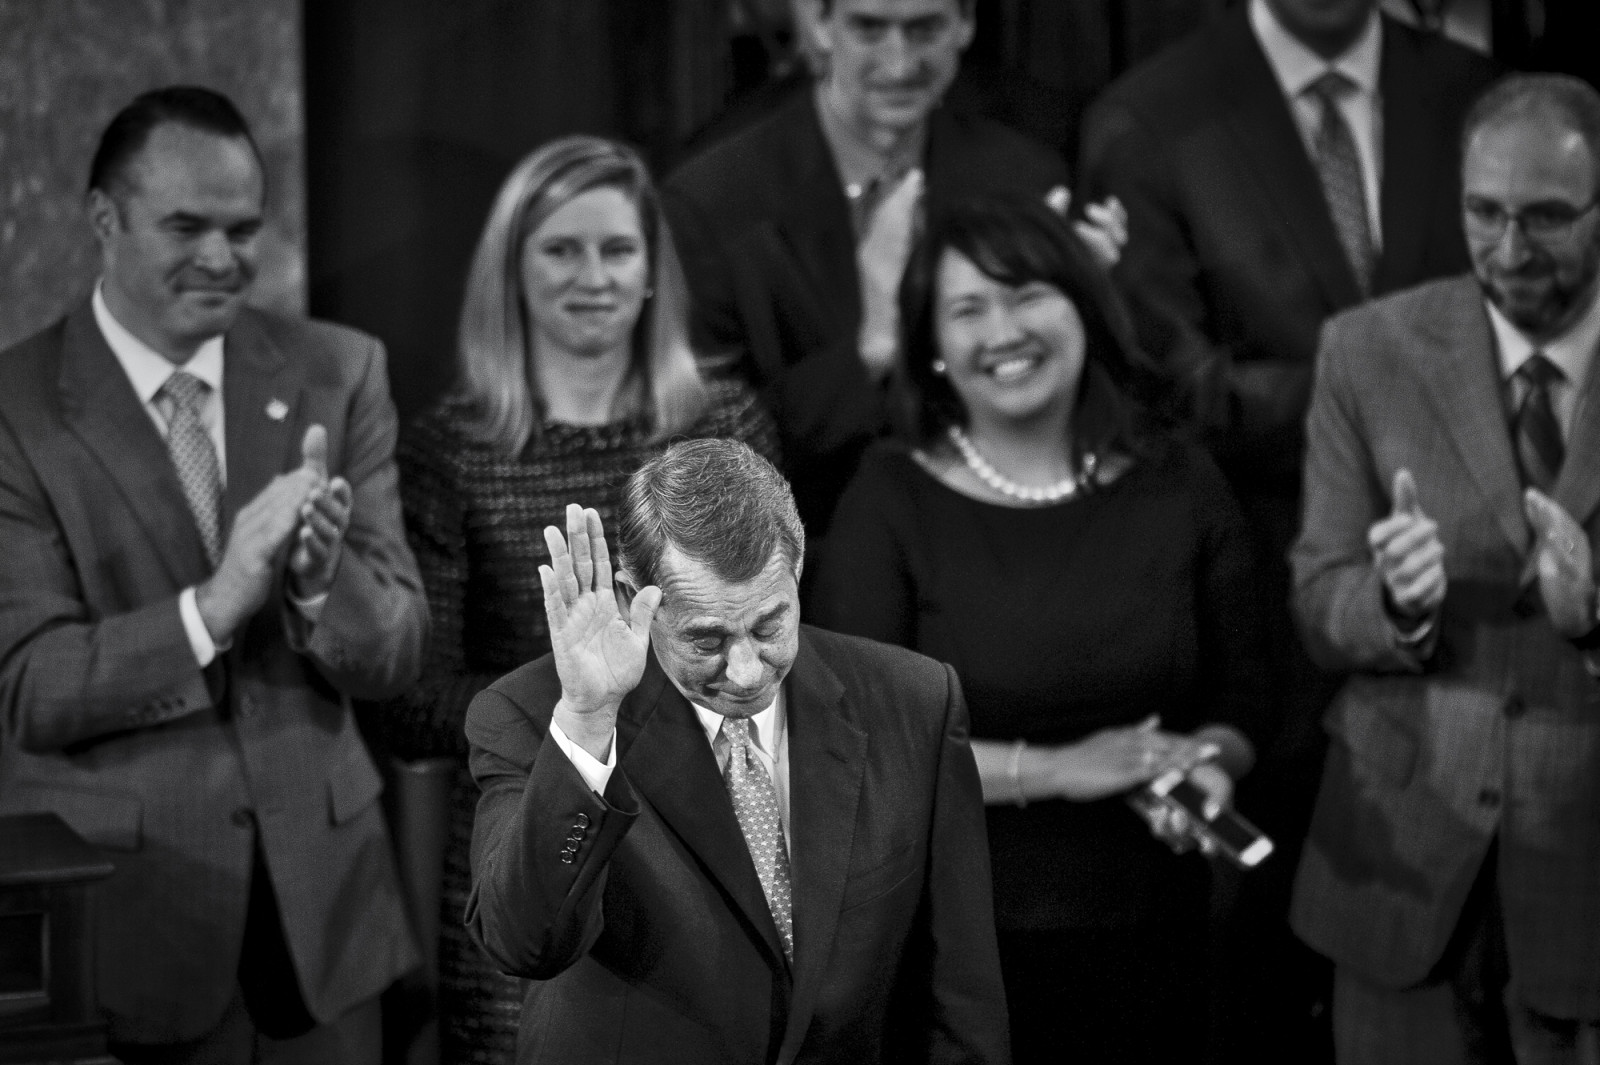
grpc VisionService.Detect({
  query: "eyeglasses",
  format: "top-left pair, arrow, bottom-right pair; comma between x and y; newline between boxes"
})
1462,194 -> 1600,242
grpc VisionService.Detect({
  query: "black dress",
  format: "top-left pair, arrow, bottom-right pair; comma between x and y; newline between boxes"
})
809,438 -> 1268,1063
372,378 -> 778,1064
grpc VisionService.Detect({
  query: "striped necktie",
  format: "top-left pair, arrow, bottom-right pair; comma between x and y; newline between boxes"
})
1512,352 -> 1565,493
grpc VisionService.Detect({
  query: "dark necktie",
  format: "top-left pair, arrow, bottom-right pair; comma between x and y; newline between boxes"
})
158,370 -> 223,566
1512,352 -> 1565,493
1307,71 -> 1375,296
718,716 -> 793,962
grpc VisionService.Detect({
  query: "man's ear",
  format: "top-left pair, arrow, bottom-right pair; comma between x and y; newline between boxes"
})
613,568 -> 640,612
799,0 -> 833,65
952,8 -> 975,52
87,188 -> 120,244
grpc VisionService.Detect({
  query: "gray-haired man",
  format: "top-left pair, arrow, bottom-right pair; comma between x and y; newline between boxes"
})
464,438 -> 1007,1063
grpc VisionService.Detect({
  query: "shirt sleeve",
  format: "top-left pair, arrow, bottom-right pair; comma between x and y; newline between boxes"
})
548,718 -> 618,794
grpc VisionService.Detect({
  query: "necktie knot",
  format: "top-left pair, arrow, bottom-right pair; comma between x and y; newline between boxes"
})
160,370 -> 209,411
1518,351 -> 1564,390
720,715 -> 753,753
1308,69 -> 1356,107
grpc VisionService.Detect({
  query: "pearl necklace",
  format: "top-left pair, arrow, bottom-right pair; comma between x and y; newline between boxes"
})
948,426 -> 1094,504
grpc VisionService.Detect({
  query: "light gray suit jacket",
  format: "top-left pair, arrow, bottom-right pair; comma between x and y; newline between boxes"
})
1289,276 -> 1600,1018
0,300 -> 428,1043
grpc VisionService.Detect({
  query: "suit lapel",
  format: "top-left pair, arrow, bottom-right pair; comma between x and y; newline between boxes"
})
1373,19 -> 1447,293
56,302 -> 211,587
617,651 -> 790,972
1412,280 -> 1528,551
221,311 -> 303,529
777,634 -> 865,1061
767,94 -> 861,329
1214,11 -> 1363,310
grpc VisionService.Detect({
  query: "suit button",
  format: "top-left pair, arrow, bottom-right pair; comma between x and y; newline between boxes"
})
570,825 -> 587,840
232,808 -> 256,828
1478,788 -> 1501,807
1504,696 -> 1526,719
574,813 -> 590,828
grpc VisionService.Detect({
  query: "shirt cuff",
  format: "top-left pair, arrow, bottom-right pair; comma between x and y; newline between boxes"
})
549,719 -> 617,794
179,587 -> 228,666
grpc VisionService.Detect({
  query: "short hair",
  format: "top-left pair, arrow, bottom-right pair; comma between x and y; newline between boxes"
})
452,135 -> 709,455
88,85 -> 261,198
1461,73 -> 1600,197
618,439 -> 805,591
893,194 -> 1173,465
816,0 -> 974,16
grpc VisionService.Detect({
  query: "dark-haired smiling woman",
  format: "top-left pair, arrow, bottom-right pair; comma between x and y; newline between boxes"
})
810,196 -> 1269,1063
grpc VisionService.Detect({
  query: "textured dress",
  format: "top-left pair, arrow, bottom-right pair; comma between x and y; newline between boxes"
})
809,438 -> 1269,1064
377,378 -> 778,1063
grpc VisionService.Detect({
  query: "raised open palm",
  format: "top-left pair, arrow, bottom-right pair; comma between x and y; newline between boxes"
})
540,505 -> 662,732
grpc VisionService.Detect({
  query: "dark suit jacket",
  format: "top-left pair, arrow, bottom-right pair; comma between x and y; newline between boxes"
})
1080,9 -> 1498,493
0,301 -> 428,1044
464,625 -> 1008,1064
662,90 -> 1070,540
1289,277 -> 1600,1018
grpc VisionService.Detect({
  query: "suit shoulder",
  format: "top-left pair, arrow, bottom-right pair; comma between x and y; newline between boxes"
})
465,654 -> 561,750
802,625 -> 951,697
0,316 -> 67,394
247,309 -> 383,364
664,96 -> 810,214
1321,275 -> 1478,367
1089,25 -> 1223,133
1400,18 -> 1502,86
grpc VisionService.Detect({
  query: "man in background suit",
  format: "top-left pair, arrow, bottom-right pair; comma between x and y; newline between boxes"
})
0,87 -> 427,1063
1291,74 -> 1600,1062
1079,6 -> 1498,1054
465,439 -> 1007,1063
662,0 -> 1113,550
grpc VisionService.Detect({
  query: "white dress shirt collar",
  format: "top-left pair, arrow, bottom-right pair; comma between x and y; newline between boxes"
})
1487,284 -> 1600,396
92,281 -> 225,402
1250,0 -> 1383,100
694,688 -> 786,760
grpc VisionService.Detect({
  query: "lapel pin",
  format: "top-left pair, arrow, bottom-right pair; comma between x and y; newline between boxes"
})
265,399 -> 289,421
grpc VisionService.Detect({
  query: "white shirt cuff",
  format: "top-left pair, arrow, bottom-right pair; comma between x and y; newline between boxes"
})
549,719 -> 617,794
179,587 -> 225,666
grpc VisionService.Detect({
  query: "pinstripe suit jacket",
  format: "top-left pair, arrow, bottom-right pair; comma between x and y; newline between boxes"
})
1288,276 -> 1600,1018
0,300 -> 428,1044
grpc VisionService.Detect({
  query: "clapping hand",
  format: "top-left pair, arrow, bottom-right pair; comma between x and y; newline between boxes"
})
856,167 -> 924,381
1071,193 -> 1129,270
1368,468 -> 1446,623
1523,488 -> 1597,638
288,425 -> 352,598
542,504 -> 662,759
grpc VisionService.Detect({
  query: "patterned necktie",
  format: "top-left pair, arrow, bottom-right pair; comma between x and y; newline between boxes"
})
719,716 -> 794,963
1307,71 -> 1375,296
1512,352 -> 1565,493
158,370 -> 223,566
